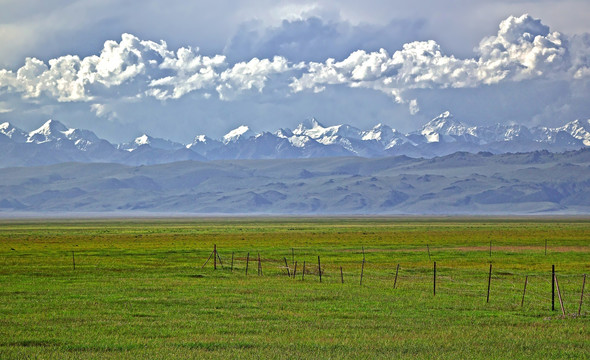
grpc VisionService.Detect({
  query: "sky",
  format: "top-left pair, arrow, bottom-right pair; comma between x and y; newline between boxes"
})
0,0 -> 589,143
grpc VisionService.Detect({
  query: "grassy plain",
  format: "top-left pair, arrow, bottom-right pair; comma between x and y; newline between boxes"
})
0,217 -> 589,359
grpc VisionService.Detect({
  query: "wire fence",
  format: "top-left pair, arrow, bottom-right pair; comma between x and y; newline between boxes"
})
2,246 -> 588,316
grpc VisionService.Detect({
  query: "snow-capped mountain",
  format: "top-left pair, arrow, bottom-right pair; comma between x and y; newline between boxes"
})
557,119 -> 590,146
1,112 -> 590,168
419,111 -> 477,143
186,134 -> 223,155
27,119 -> 74,144
119,134 -> 184,152
25,119 -> 111,153
0,122 -> 28,143
361,123 -> 415,150
223,125 -> 253,144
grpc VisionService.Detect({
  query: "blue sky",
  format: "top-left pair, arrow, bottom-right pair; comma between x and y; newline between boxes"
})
0,0 -> 589,142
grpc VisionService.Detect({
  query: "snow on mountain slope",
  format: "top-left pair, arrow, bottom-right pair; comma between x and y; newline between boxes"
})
27,119 -> 69,144
186,135 -> 223,155
560,119 -> 590,146
223,125 -> 253,144
471,124 -> 534,143
3,112 -> 590,168
26,119 -> 111,152
361,123 -> 414,149
0,122 -> 27,143
420,111 -> 475,143
119,134 -> 185,152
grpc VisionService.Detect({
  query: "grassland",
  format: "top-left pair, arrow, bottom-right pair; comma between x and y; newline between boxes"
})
0,217 -> 589,359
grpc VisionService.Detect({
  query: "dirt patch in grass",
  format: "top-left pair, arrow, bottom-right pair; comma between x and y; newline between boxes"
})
338,246 -> 590,253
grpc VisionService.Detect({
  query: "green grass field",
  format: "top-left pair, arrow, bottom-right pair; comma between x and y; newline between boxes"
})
0,217 -> 589,359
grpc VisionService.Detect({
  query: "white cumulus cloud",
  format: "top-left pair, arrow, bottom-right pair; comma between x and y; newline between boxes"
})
290,14 -> 582,111
0,13 -> 588,125
0,33 -> 297,104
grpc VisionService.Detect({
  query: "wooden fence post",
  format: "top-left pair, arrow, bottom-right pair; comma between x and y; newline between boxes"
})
394,264 -> 400,289
554,274 -> 566,316
213,244 -> 217,270
427,245 -> 431,260
552,265 -> 555,311
360,259 -> 365,286
231,252 -> 234,272
72,251 -> 75,271
521,275 -> 528,307
284,257 -> 291,277
258,253 -> 262,276
200,249 -> 213,270
216,248 -> 223,269
579,274 -> 586,316
245,252 -> 249,276
433,261 -> 436,296
293,261 -> 297,278
318,256 -> 322,283
487,264 -> 492,303
340,266 -> 344,284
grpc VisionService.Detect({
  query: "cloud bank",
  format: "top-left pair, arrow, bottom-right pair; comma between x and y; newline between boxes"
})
0,14 -> 589,141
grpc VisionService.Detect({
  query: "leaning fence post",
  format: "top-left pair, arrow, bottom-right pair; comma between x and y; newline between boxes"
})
284,257 -> 291,277
521,275 -> 528,307
394,264 -> 400,289
487,264 -> 492,303
340,266 -> 344,284
555,274 -> 566,316
293,261 -> 297,278
318,256 -> 322,283
552,265 -> 555,311
216,248 -> 223,269
200,249 -> 213,270
579,274 -> 586,316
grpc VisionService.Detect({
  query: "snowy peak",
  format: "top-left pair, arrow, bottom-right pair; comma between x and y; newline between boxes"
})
28,119 -> 69,143
421,111 -> 473,143
362,123 -> 394,142
0,122 -> 27,143
361,123 -> 412,149
186,134 -> 222,155
3,114 -> 590,167
223,125 -> 252,144
560,119 -> 590,146
293,118 -> 325,135
135,134 -> 151,146
189,135 -> 211,144
120,133 -> 184,151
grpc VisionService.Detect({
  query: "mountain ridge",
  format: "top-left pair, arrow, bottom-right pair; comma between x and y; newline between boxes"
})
1,114 -> 589,167
1,147 -> 589,214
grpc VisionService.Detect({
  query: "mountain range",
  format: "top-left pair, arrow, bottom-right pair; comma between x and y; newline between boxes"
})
1,148 -> 589,214
1,111 -> 590,167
